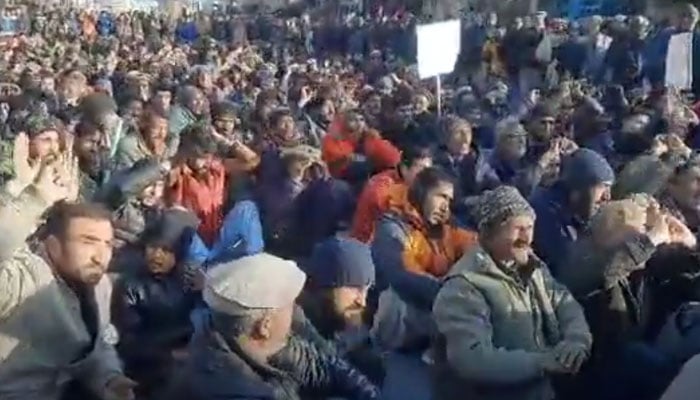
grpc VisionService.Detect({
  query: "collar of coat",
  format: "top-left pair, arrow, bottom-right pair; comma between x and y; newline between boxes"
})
446,245 -> 546,288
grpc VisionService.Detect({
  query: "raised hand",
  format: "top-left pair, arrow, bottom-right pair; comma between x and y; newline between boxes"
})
12,133 -> 41,191
32,146 -> 80,205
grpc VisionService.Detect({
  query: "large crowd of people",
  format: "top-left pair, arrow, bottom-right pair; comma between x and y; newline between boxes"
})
3,2 -> 700,400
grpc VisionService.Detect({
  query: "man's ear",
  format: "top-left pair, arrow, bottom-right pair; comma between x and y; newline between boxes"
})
255,314 -> 272,341
44,234 -> 62,262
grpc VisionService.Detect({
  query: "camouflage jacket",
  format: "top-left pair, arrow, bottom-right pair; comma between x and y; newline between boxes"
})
0,138 -> 14,187
79,171 -> 100,202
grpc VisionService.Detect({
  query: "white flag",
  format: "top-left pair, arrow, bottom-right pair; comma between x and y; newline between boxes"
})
665,32 -> 694,90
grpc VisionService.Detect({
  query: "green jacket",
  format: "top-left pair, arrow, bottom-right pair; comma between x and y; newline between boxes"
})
432,245 -> 592,400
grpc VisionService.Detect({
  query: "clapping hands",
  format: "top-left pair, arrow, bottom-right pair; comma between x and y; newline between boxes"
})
12,132 -> 80,205
539,341 -> 590,375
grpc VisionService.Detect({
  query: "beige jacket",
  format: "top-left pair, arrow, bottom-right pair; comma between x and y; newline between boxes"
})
432,246 -> 592,400
661,355 -> 700,400
0,188 -> 122,400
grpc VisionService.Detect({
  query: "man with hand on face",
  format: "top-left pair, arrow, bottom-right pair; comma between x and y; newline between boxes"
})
0,138 -> 135,400
2,112 -> 63,195
433,186 -> 592,400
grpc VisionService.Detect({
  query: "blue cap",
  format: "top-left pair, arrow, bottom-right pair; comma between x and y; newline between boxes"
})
306,236 -> 375,288
561,148 -> 615,190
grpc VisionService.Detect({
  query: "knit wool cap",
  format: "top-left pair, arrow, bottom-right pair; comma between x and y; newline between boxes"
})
560,148 -> 615,191
306,236 -> 375,288
475,186 -> 536,232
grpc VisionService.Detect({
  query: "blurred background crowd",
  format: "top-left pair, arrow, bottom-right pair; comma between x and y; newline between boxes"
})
3,1 -> 700,400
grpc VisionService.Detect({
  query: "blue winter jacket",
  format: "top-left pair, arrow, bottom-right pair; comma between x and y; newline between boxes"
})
186,200 -> 264,266
176,21 -> 199,44
530,182 -> 588,277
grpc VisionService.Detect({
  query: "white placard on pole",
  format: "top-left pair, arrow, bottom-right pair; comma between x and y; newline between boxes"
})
416,19 -> 461,80
665,32 -> 694,90
436,74 -> 442,116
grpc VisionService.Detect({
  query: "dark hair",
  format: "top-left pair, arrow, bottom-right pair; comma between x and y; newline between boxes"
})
268,108 -> 293,128
139,107 -> 167,128
80,92 -> 117,121
400,144 -> 433,168
74,119 -> 101,138
178,123 -> 217,156
44,202 -> 112,239
153,80 -> 175,94
407,167 -> 454,211
439,115 -> 472,145
211,101 -> 238,121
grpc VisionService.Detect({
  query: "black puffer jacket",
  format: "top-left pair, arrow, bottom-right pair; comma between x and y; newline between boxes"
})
112,268 -> 197,381
164,323 -> 382,400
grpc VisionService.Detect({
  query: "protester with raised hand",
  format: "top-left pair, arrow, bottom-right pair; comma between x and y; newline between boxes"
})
0,133 -> 135,400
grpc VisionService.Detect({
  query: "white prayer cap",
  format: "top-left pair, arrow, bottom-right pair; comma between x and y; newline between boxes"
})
203,253 -> 306,316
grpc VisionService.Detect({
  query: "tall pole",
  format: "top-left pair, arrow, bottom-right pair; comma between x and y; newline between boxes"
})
528,0 -> 539,14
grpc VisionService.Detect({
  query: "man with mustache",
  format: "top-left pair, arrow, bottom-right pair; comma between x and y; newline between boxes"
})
433,185 -> 591,400
2,112 -> 63,196
0,149 -> 134,399
73,119 -> 110,201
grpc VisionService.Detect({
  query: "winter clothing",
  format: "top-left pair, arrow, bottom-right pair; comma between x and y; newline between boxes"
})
295,298 -> 385,385
175,20 -> 199,44
560,148 -> 615,191
306,236 -> 375,289
560,223 -> 684,400
113,130 -> 173,172
661,354 -> 700,400
287,177 -> 355,256
255,176 -> 306,255
111,266 -> 196,395
530,149 -> 614,274
604,35 -> 648,89
432,246 -> 592,400
351,169 -> 403,243
165,323 -> 381,400
480,149 -> 545,198
433,146 -> 486,199
371,185 -> 479,311
0,189 -> 123,400
321,120 -> 400,180
560,232 -> 657,354
530,182 -> 587,276
475,185 -> 536,232
168,160 -> 228,246
203,253 -> 306,315
185,199 -> 264,266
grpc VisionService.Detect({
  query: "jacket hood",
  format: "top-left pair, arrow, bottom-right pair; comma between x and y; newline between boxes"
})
384,183 -> 426,232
